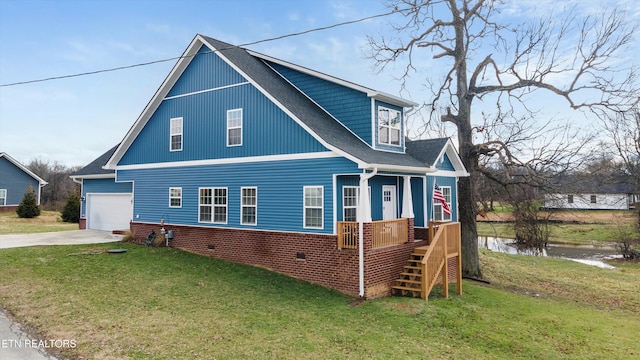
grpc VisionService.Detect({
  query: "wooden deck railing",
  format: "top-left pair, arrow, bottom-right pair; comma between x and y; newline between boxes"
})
337,221 -> 358,249
337,219 -> 409,250
372,218 -> 408,249
421,222 -> 462,301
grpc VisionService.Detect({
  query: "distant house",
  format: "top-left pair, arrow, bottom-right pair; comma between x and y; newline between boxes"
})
0,152 -> 47,211
85,35 -> 468,299
544,175 -> 638,210
70,145 -> 133,231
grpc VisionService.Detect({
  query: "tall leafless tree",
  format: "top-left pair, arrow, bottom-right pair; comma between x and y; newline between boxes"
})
368,0 -> 639,277
600,107 -> 640,225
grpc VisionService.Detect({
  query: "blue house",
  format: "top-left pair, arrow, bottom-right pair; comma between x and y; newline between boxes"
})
95,35 -> 467,298
0,152 -> 47,211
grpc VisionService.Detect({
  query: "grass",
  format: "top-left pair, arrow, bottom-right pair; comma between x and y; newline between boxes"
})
0,211 -> 78,234
0,243 -> 639,359
477,222 -> 634,245
477,209 -> 637,245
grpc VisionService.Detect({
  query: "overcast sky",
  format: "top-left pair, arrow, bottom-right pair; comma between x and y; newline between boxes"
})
1,0 -> 637,167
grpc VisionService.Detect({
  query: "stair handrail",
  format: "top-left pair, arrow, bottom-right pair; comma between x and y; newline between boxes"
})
420,222 -> 458,301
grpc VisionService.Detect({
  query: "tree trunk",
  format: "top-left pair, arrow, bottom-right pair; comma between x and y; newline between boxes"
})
458,143 -> 482,278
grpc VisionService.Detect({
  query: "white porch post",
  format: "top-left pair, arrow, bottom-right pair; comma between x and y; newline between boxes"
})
358,168 -> 377,297
401,175 -> 414,218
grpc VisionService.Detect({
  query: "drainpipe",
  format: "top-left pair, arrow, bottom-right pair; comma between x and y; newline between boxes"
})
358,168 -> 377,297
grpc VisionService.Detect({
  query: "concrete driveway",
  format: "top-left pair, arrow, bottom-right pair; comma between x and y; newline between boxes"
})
0,230 -> 123,249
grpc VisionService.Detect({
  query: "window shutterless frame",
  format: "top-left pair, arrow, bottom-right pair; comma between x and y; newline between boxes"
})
169,187 -> 182,208
226,109 -> 242,146
303,186 -> 323,229
241,187 -> 257,225
170,117 -> 183,151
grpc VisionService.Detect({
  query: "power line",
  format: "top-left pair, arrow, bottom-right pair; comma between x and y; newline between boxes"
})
0,9 -> 399,87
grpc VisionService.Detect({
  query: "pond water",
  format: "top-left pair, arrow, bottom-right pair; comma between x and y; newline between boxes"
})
478,236 -> 620,269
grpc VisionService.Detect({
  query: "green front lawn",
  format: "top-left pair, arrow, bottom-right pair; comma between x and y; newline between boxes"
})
0,243 -> 638,359
0,211 -> 78,234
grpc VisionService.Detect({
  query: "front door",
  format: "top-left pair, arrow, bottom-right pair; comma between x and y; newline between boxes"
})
382,185 -> 396,220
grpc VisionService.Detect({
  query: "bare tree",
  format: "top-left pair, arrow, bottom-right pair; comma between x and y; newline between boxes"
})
368,0 -> 639,277
28,159 -> 80,211
601,107 -> 640,224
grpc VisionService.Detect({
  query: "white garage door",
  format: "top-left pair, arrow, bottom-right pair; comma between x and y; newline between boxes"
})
87,193 -> 132,231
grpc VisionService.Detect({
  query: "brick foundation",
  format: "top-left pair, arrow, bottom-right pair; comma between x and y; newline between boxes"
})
0,206 -> 18,213
128,218 -> 458,300
79,218 -> 87,230
130,222 -> 361,297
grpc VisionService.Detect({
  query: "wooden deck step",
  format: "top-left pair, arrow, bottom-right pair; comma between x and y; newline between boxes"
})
413,246 -> 430,255
399,272 -> 422,277
403,265 -> 421,270
392,286 -> 422,298
395,278 -> 421,285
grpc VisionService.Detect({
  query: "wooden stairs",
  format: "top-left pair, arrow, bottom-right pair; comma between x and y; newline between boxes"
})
392,246 -> 430,298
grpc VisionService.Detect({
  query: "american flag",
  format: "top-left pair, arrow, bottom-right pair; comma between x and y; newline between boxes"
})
433,183 -> 452,215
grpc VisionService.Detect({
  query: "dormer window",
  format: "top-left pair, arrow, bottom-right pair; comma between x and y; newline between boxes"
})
378,107 -> 401,146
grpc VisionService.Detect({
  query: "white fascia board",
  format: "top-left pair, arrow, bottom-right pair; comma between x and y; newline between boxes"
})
367,92 -> 418,108
113,151 -> 341,171
104,35 -> 206,170
431,169 -> 470,177
0,153 -> 48,185
70,174 -> 116,181
248,50 -> 417,108
360,163 -> 434,174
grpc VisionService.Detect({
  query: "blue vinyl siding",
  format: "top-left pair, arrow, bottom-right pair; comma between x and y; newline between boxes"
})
80,178 -> 133,217
336,174 -> 426,224
436,153 -> 455,171
411,177 -> 425,227
120,84 -> 327,165
374,101 -> 405,152
268,62 -> 373,144
117,157 -> 359,234
0,157 -> 40,206
426,176 -> 458,222
167,45 -> 247,97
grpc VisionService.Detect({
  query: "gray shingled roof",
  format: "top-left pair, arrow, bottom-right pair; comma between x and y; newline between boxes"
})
405,138 -> 449,167
550,174 -> 637,194
201,36 -> 428,170
72,145 -> 118,176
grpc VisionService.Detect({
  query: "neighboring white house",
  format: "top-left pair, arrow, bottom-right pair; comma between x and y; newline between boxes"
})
544,177 -> 637,210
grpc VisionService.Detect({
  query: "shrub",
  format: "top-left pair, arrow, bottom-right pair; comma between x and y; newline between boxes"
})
61,191 -> 80,223
16,185 -> 41,218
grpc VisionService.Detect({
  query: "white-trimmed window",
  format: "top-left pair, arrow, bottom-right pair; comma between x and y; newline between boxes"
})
434,186 -> 452,222
343,186 -> 358,222
0,189 -> 6,206
199,187 -> 227,224
227,108 -> 242,146
170,117 -> 183,151
241,187 -> 257,225
378,107 -> 401,146
304,186 -> 323,229
169,187 -> 182,208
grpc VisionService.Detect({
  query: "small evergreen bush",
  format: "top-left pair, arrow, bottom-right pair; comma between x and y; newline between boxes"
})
61,191 -> 80,223
16,185 -> 41,218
